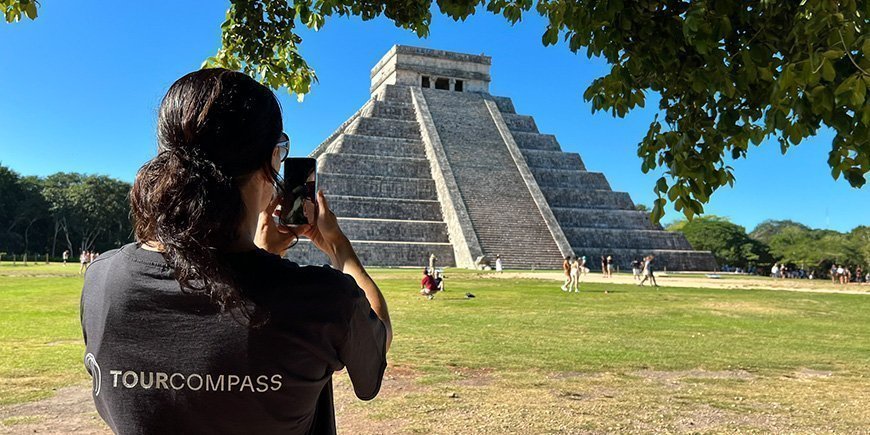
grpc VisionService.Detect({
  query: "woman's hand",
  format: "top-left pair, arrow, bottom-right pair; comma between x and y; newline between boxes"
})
299,191 -> 356,268
254,194 -> 297,256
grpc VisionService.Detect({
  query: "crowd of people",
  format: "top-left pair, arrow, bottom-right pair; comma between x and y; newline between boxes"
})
767,262 -> 867,284
829,264 -> 866,284
77,250 -> 99,274
559,254 -> 660,293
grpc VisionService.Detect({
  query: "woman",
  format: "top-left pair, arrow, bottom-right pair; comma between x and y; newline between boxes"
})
80,69 -> 391,434
569,257 -> 580,293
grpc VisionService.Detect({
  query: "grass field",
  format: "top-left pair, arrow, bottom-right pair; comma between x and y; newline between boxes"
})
1,262 -> 869,433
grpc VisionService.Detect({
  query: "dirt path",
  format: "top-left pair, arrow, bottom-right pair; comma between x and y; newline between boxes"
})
487,271 -> 870,295
5,366 -> 866,434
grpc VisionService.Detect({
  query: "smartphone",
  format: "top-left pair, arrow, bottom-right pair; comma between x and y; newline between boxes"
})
279,158 -> 317,226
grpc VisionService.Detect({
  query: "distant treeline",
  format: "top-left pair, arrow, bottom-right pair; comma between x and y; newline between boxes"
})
0,164 -> 132,259
668,216 -> 869,273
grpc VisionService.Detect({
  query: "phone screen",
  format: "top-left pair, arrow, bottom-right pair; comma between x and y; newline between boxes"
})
280,158 -> 317,226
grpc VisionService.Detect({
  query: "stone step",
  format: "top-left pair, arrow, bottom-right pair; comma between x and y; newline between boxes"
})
337,218 -> 449,243
336,134 -> 426,159
377,85 -> 413,104
551,207 -> 659,230
369,99 -> 416,121
319,173 -> 437,200
521,149 -> 586,171
540,187 -> 634,210
326,195 -> 444,221
532,169 -> 611,190
562,227 -> 694,250
319,153 -> 431,179
490,96 -> 516,114
350,117 -> 420,140
568,248 -> 717,272
284,239 -> 456,267
511,132 -> 562,151
501,113 -> 538,133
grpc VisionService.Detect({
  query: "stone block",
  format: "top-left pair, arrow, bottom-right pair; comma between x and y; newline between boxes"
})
327,195 -> 444,221
335,134 -> 426,159
501,113 -> 538,133
511,132 -> 562,151
284,240 -> 456,267
319,173 -> 437,200
319,153 -> 431,179
351,117 -> 421,140
521,150 -> 586,171
532,169 -> 611,190
540,187 -> 634,209
337,218 -> 450,243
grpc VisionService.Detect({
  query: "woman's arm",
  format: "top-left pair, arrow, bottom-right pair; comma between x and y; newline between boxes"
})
301,191 -> 392,351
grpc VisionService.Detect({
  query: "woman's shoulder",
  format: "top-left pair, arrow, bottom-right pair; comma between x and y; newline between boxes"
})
237,250 -> 363,300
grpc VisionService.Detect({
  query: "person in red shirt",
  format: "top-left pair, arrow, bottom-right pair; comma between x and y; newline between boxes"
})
420,269 -> 441,300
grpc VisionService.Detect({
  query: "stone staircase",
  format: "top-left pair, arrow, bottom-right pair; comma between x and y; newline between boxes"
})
420,88 -> 564,269
492,96 -> 718,271
283,87 -> 455,267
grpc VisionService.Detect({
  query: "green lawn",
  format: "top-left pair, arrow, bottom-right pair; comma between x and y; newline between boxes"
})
2,263 -> 869,432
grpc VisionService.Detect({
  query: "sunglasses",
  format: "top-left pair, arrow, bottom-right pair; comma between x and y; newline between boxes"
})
275,132 -> 290,161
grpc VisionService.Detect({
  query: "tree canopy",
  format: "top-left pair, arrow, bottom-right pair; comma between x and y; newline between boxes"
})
667,216 -> 771,268
0,165 -> 132,257
4,0 -> 868,222
669,216 -> 868,271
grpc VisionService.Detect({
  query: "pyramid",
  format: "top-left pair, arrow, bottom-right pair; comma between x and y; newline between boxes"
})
284,45 -> 717,271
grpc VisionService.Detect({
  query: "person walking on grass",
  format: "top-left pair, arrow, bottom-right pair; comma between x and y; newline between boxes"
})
569,257 -> 581,293
62,249 -> 70,266
79,250 -> 89,275
631,258 -> 642,281
495,255 -> 503,273
561,256 -> 571,291
639,255 -> 659,287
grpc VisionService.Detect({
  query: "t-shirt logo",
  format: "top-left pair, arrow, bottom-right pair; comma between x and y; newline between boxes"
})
85,353 -> 102,396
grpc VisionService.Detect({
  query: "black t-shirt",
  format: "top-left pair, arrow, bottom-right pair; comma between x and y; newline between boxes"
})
80,242 -> 387,434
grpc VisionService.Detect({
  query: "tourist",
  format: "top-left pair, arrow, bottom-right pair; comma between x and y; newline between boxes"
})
569,257 -> 580,293
600,255 -> 607,277
561,256 -> 571,291
79,250 -> 89,275
606,255 -> 614,278
579,255 -> 588,275
631,258 -> 642,281
80,69 -> 391,434
639,255 -> 658,287
856,266 -> 863,283
771,263 -> 779,278
421,269 -> 442,300
837,264 -> 846,284
495,254 -> 503,273
830,264 -> 838,283
62,249 -> 69,266
428,253 -> 437,274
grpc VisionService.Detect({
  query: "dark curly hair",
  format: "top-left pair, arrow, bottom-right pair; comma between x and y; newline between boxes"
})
130,68 -> 283,320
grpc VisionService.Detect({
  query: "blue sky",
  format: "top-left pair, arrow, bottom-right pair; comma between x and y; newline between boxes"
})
0,1 -> 866,232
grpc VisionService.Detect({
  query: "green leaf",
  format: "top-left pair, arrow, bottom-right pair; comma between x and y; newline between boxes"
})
24,2 -> 37,19
821,59 -> 835,82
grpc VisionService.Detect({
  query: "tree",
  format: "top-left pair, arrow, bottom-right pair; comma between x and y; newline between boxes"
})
668,215 -> 770,268
849,225 -> 870,266
6,1 -> 868,222
754,221 -> 863,269
749,219 -> 811,244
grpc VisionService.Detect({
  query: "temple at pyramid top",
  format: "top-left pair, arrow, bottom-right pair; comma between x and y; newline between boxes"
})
371,45 -> 493,95
285,45 -> 717,271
